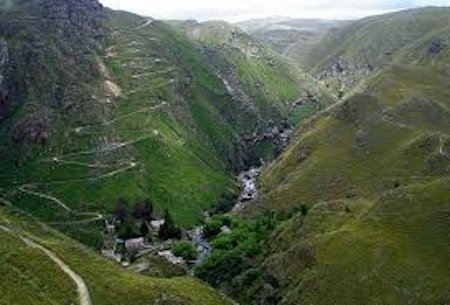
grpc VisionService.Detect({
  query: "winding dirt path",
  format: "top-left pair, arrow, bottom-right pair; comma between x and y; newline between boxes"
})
18,185 -> 73,212
0,225 -> 92,305
135,18 -> 154,30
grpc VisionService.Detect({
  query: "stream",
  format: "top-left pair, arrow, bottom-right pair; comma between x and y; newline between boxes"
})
187,167 -> 261,267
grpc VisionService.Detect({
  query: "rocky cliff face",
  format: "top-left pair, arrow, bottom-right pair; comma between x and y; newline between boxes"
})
0,38 -> 9,120
41,0 -> 103,53
0,0 -> 103,144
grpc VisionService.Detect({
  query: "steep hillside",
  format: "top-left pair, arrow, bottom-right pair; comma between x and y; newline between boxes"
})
0,1 -> 334,248
173,20 -> 337,128
205,60 -> 450,304
0,205 -> 233,305
302,7 -> 450,94
194,10 -> 450,301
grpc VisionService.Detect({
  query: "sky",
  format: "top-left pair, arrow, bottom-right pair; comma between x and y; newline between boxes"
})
99,0 -> 450,22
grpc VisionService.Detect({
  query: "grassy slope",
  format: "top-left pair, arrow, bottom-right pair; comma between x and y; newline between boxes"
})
257,62 -> 450,212
2,8 -> 264,247
227,55 -> 450,304
302,7 -> 450,94
174,21 -> 336,127
0,206 -> 233,305
237,18 -> 345,67
214,13 -> 450,301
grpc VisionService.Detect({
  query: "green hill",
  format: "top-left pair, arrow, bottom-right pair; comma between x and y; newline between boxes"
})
301,7 -> 450,95
172,20 -> 337,127
2,3 -> 449,305
202,57 -> 450,305
0,2 -> 327,248
193,8 -> 450,304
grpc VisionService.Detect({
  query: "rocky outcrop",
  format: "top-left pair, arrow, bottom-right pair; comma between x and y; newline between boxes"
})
41,0 -> 103,54
0,0 -> 104,144
0,38 -> 9,120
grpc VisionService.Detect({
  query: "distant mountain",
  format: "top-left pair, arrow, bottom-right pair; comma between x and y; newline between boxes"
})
237,17 -> 346,66
302,7 -> 450,95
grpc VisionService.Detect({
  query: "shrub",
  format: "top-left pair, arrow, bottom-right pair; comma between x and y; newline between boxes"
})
196,215 -> 276,285
173,240 -> 198,261
117,221 -> 140,239
204,217 -> 223,238
114,197 -> 129,222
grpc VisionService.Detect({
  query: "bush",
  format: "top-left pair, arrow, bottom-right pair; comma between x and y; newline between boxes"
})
204,215 -> 234,238
204,218 -> 223,238
173,240 -> 198,261
117,221 -> 140,239
114,197 -> 129,222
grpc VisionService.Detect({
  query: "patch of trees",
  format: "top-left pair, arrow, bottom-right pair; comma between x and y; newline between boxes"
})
113,198 -> 182,241
196,213 -> 276,285
113,197 -> 154,240
159,210 -> 181,240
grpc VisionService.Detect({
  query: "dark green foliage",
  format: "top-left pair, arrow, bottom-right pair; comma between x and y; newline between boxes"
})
140,222 -> 149,237
172,240 -> 198,261
114,198 -> 129,222
204,217 -> 226,238
159,210 -> 181,240
117,221 -> 140,240
196,214 -> 276,285
132,199 -> 153,221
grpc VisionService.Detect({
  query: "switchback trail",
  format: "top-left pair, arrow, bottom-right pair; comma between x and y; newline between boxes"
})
0,225 -> 93,305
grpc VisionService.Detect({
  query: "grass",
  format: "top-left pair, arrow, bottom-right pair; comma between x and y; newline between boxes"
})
255,64 -> 450,216
206,59 -> 450,304
278,179 -> 450,305
301,7 -> 450,96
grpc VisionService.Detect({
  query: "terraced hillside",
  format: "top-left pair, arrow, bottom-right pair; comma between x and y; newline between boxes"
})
0,205 -> 233,305
208,29 -> 450,305
0,2 -> 329,248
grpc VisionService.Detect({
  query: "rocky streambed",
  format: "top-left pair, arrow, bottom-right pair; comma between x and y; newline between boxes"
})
120,167 -> 263,272
187,167 -> 261,267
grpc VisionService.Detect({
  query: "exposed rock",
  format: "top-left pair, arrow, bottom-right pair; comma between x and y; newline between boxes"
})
1,0 -> 104,142
355,129 -> 369,147
40,0 -> 104,54
0,38 -> 9,120
428,39 -> 445,55
11,117 -> 50,145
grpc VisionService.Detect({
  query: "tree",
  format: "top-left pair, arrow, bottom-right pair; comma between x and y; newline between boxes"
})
140,222 -> 149,237
159,210 -> 181,240
114,197 -> 129,222
132,199 -> 153,221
